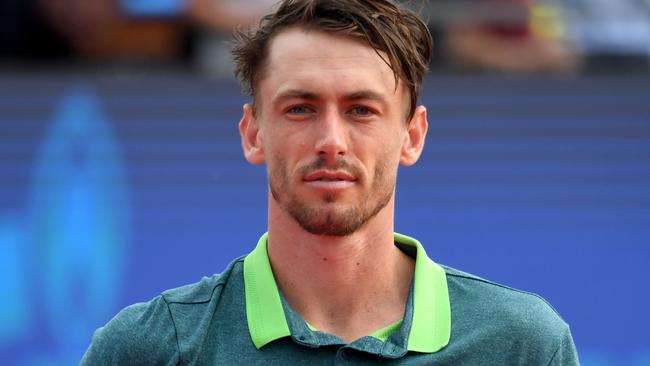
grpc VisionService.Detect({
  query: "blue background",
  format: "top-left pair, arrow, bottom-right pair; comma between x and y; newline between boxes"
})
0,74 -> 649,365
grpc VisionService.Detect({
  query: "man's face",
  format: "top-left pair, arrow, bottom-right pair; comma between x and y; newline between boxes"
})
245,27 -> 420,236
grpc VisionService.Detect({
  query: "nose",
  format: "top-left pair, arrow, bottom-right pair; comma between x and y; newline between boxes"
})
314,107 -> 347,160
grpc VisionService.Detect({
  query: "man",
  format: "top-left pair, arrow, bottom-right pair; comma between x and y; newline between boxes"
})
82,0 -> 579,364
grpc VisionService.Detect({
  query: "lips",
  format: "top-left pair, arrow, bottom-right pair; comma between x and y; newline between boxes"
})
303,170 -> 356,182
303,170 -> 357,190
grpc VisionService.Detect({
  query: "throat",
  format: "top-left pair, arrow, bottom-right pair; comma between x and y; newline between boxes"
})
296,284 -> 409,344
274,246 -> 414,344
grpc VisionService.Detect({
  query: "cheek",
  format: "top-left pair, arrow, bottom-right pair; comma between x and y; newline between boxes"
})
370,137 -> 403,178
266,142 -> 306,176
368,130 -> 403,158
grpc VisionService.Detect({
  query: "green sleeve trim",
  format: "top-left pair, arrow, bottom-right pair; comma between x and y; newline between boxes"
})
244,233 -> 291,349
394,233 -> 451,353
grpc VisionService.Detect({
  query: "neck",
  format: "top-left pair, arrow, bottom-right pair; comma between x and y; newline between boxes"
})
266,196 -> 414,343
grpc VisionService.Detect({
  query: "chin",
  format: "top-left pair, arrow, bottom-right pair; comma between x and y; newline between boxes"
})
289,202 -> 367,237
298,219 -> 360,237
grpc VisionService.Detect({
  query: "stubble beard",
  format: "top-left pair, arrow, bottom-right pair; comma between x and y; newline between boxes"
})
269,156 -> 395,236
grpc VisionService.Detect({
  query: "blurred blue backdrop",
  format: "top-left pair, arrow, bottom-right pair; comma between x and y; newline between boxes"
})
0,74 -> 649,365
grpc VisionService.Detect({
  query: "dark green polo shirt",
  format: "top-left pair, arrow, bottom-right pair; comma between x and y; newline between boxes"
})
81,233 -> 579,365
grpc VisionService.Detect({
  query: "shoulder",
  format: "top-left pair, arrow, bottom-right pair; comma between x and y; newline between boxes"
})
81,295 -> 179,365
442,265 -> 578,364
444,265 -> 566,325
81,257 -> 245,365
161,257 -> 242,304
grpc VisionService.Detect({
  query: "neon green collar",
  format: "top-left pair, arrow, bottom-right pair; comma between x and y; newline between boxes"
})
244,232 -> 451,353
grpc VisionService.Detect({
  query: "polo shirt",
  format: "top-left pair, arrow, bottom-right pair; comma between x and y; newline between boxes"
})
81,233 -> 579,365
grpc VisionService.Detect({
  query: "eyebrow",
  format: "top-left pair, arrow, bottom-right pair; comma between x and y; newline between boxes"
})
273,88 -> 388,106
273,89 -> 318,105
344,90 -> 386,103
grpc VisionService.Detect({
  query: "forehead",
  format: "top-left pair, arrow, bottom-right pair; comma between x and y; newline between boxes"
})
257,27 -> 403,106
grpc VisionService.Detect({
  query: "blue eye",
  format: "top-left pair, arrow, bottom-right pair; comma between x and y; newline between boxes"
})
287,105 -> 311,114
351,106 -> 373,117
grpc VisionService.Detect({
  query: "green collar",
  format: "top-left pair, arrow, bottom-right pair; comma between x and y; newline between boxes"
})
243,232 -> 450,353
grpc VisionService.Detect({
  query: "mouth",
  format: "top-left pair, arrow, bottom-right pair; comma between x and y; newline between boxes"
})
303,170 -> 357,190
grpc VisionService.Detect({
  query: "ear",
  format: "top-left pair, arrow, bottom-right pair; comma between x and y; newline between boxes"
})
400,105 -> 428,166
239,103 -> 265,165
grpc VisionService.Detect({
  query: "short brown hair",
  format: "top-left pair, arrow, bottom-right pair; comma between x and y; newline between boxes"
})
232,0 -> 433,119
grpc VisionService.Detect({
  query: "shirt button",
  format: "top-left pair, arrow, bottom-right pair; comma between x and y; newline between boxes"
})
337,349 -> 350,361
